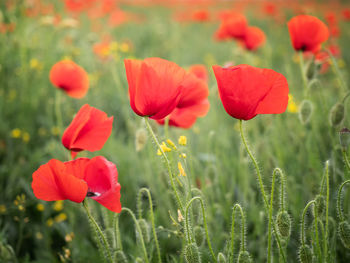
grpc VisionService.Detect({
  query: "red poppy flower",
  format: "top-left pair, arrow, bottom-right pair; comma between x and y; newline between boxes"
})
49,60 -> 89,99
214,12 -> 248,41
156,72 -> 210,129
343,9 -> 350,21
188,64 -> 208,82
124,57 -> 187,120
212,64 -> 289,120
32,156 -> 121,213
243,26 -> 266,51
287,15 -> 329,53
62,104 -> 113,158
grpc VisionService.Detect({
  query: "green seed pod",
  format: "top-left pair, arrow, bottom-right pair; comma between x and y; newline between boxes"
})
137,219 -> 150,243
276,211 -> 291,238
339,127 -> 350,151
339,221 -> 350,249
329,102 -> 345,127
217,252 -> 226,263
184,243 -> 201,263
135,128 -> 148,152
314,195 -> 325,217
299,100 -> 313,125
237,251 -> 252,263
306,60 -> 316,80
298,245 -> 313,263
193,226 -> 205,247
114,250 -> 127,263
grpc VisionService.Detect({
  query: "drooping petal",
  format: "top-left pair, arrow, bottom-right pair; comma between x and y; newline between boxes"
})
177,73 -> 209,108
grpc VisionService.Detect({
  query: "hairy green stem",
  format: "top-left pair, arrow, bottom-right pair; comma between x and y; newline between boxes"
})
55,90 -> 63,133
185,196 -> 217,262
324,161 -> 329,261
239,120 -> 286,262
313,205 -> 322,262
301,200 -> 316,247
138,188 -> 162,263
144,117 -> 184,212
342,151 -> 350,172
326,49 -> 347,91
337,180 -> 350,222
113,213 -> 122,251
83,199 -> 113,263
121,207 -> 149,263
229,204 -> 245,262
299,52 -> 308,94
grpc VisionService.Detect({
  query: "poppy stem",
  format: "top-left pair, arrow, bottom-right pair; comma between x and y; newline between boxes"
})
301,200 -> 316,247
323,161 -> 329,261
144,117 -> 184,212
239,120 -> 286,263
55,90 -> 63,133
298,52 -> 308,94
164,117 -> 170,140
82,199 -> 113,263
337,180 -> 350,223
229,204 -> 246,262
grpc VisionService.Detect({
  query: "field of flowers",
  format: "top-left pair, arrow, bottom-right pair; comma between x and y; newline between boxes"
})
1,0 -> 350,262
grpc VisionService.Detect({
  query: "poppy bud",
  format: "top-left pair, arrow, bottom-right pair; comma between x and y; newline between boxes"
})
299,100 -> 313,125
136,219 -> 150,243
217,252 -> 226,263
0,243 -> 14,261
339,221 -> 350,249
339,128 -> 350,150
184,243 -> 201,263
329,103 -> 345,126
276,211 -> 291,238
114,250 -> 127,263
193,226 -> 205,246
298,245 -> 313,263
135,128 -> 148,152
314,195 -> 325,217
237,250 -> 252,263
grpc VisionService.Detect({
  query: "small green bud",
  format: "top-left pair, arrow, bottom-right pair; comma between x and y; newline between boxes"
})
276,211 -> 291,238
339,221 -> 350,249
339,127 -> 350,151
0,243 -> 14,261
298,245 -> 313,263
193,226 -> 205,247
314,195 -> 325,217
114,250 -> 127,263
237,251 -> 252,263
135,257 -> 144,263
299,100 -> 313,125
137,219 -> 150,243
217,252 -> 226,263
329,102 -> 345,127
184,243 -> 201,263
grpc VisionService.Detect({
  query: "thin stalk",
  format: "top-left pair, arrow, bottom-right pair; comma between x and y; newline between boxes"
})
121,207 -> 149,263
268,170 -> 276,262
342,150 -> 350,172
185,196 -> 217,262
83,199 -> 113,263
239,120 -> 286,262
313,205 -> 322,262
324,161 -> 329,261
229,204 -> 245,263
164,117 -> 169,140
337,180 -> 350,222
299,52 -> 308,93
55,90 -> 63,132
138,188 -> 162,263
144,117 -> 184,212
113,213 -> 122,251
301,200 -> 316,247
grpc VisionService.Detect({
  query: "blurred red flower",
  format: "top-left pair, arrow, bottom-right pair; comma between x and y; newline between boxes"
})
32,156 -> 121,213
214,12 -> 248,41
288,15 -> 329,53
342,9 -> 350,21
124,57 -> 187,120
243,26 -> 266,51
49,60 -> 89,99
188,64 -> 208,82
212,64 -> 289,120
62,104 -> 113,158
156,71 -> 210,128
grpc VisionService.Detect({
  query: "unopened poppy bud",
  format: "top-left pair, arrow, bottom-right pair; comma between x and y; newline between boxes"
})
0,243 -> 13,261
339,221 -> 350,249
193,226 -> 205,246
217,252 -> 226,263
136,219 -> 150,243
298,245 -> 313,263
135,128 -> 148,152
329,102 -> 345,127
314,195 -> 325,217
114,250 -> 127,263
299,100 -> 313,125
237,250 -> 252,263
339,128 -> 350,150
276,211 -> 291,238
184,243 -> 201,263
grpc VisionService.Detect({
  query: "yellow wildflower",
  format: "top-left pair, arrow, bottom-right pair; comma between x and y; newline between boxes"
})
178,136 -> 187,146
35,232 -> 43,240
119,42 -> 129,53
53,200 -> 64,211
55,213 -> 67,223
166,139 -> 177,150
179,153 -> 187,159
287,94 -> 299,113
11,128 -> 21,138
0,205 -> 6,213
65,232 -> 75,242
178,162 -> 186,177
46,218 -> 54,227
157,142 -> 171,155
22,132 -> 30,143
36,203 -> 45,212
